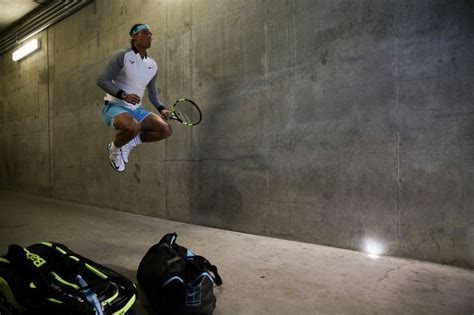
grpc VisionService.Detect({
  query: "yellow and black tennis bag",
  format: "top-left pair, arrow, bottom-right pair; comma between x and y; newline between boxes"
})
0,242 -> 136,315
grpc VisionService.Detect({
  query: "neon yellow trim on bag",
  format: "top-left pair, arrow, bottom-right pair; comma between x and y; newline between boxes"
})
54,246 -> 67,255
29,282 -> 37,289
39,243 -> 108,279
112,294 -> 136,315
85,263 -> 108,279
102,283 -> 119,306
33,242 -> 135,312
50,272 -> 80,290
0,277 -> 27,311
39,242 -> 67,254
47,298 -> 64,304
0,258 -> 10,264
40,241 -> 53,247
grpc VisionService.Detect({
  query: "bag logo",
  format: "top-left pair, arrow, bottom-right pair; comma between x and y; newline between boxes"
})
23,248 -> 46,267
185,286 -> 201,306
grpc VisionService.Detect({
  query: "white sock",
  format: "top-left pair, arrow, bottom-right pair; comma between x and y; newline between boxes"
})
130,133 -> 142,148
110,142 -> 120,152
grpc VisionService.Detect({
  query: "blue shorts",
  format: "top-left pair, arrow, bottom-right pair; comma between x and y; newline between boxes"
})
101,101 -> 151,129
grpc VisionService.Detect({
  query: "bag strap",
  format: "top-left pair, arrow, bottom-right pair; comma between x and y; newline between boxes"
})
208,264 -> 222,286
159,232 -> 178,246
187,255 -> 222,286
166,256 -> 182,266
156,233 -> 223,286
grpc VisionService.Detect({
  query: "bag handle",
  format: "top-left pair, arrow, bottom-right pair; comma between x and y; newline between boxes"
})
208,264 -> 222,286
186,255 -> 222,286
159,232 -> 178,246
158,233 -> 223,286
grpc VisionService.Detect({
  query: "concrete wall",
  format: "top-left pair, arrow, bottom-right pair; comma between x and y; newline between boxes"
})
0,0 -> 473,268
0,31 -> 50,195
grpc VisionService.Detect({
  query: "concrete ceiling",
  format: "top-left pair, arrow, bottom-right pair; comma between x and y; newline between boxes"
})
0,0 -> 92,55
0,0 -> 49,33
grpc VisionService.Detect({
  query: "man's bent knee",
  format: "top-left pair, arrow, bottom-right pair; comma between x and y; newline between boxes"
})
162,124 -> 172,139
115,115 -> 140,134
128,122 -> 141,135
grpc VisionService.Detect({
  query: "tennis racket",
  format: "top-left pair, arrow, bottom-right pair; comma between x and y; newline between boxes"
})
167,98 -> 202,126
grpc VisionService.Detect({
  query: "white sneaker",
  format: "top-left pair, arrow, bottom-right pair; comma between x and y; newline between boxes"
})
107,143 -> 125,172
121,141 -> 133,164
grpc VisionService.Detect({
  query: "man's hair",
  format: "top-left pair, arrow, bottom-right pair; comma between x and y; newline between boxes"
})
129,23 -> 145,45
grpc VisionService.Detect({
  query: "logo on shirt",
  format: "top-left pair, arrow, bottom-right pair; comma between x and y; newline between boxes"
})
129,59 -> 135,64
148,66 -> 153,69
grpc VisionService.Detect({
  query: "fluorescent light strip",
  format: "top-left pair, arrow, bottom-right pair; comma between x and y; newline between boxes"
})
12,39 -> 40,62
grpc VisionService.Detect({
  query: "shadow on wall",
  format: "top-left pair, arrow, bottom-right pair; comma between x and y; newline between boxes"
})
189,78 -> 245,231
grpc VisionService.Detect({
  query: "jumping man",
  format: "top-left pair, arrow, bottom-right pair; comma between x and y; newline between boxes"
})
97,23 -> 171,172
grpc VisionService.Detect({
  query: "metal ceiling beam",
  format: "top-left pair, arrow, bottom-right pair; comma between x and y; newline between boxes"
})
0,0 -> 93,56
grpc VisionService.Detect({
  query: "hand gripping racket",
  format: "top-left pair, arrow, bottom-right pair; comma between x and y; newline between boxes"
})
167,98 -> 202,126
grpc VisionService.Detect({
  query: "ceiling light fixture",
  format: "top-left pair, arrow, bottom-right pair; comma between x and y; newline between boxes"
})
12,39 -> 40,62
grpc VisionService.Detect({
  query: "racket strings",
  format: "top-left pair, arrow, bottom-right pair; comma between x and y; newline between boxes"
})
174,100 -> 201,125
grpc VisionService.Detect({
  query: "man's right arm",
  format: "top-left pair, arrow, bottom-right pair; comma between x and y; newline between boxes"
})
96,50 -> 127,99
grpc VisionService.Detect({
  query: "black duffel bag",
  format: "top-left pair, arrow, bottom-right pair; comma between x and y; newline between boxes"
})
137,233 -> 222,315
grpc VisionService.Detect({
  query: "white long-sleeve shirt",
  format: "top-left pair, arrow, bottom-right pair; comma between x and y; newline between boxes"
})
97,46 -> 164,111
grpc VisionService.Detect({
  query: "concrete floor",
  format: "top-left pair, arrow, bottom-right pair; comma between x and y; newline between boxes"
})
0,190 -> 472,315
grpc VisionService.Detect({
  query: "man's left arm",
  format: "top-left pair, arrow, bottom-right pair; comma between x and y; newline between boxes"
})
147,74 -> 169,115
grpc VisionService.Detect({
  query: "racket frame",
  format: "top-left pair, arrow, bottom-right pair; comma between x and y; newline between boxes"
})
168,98 -> 202,126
